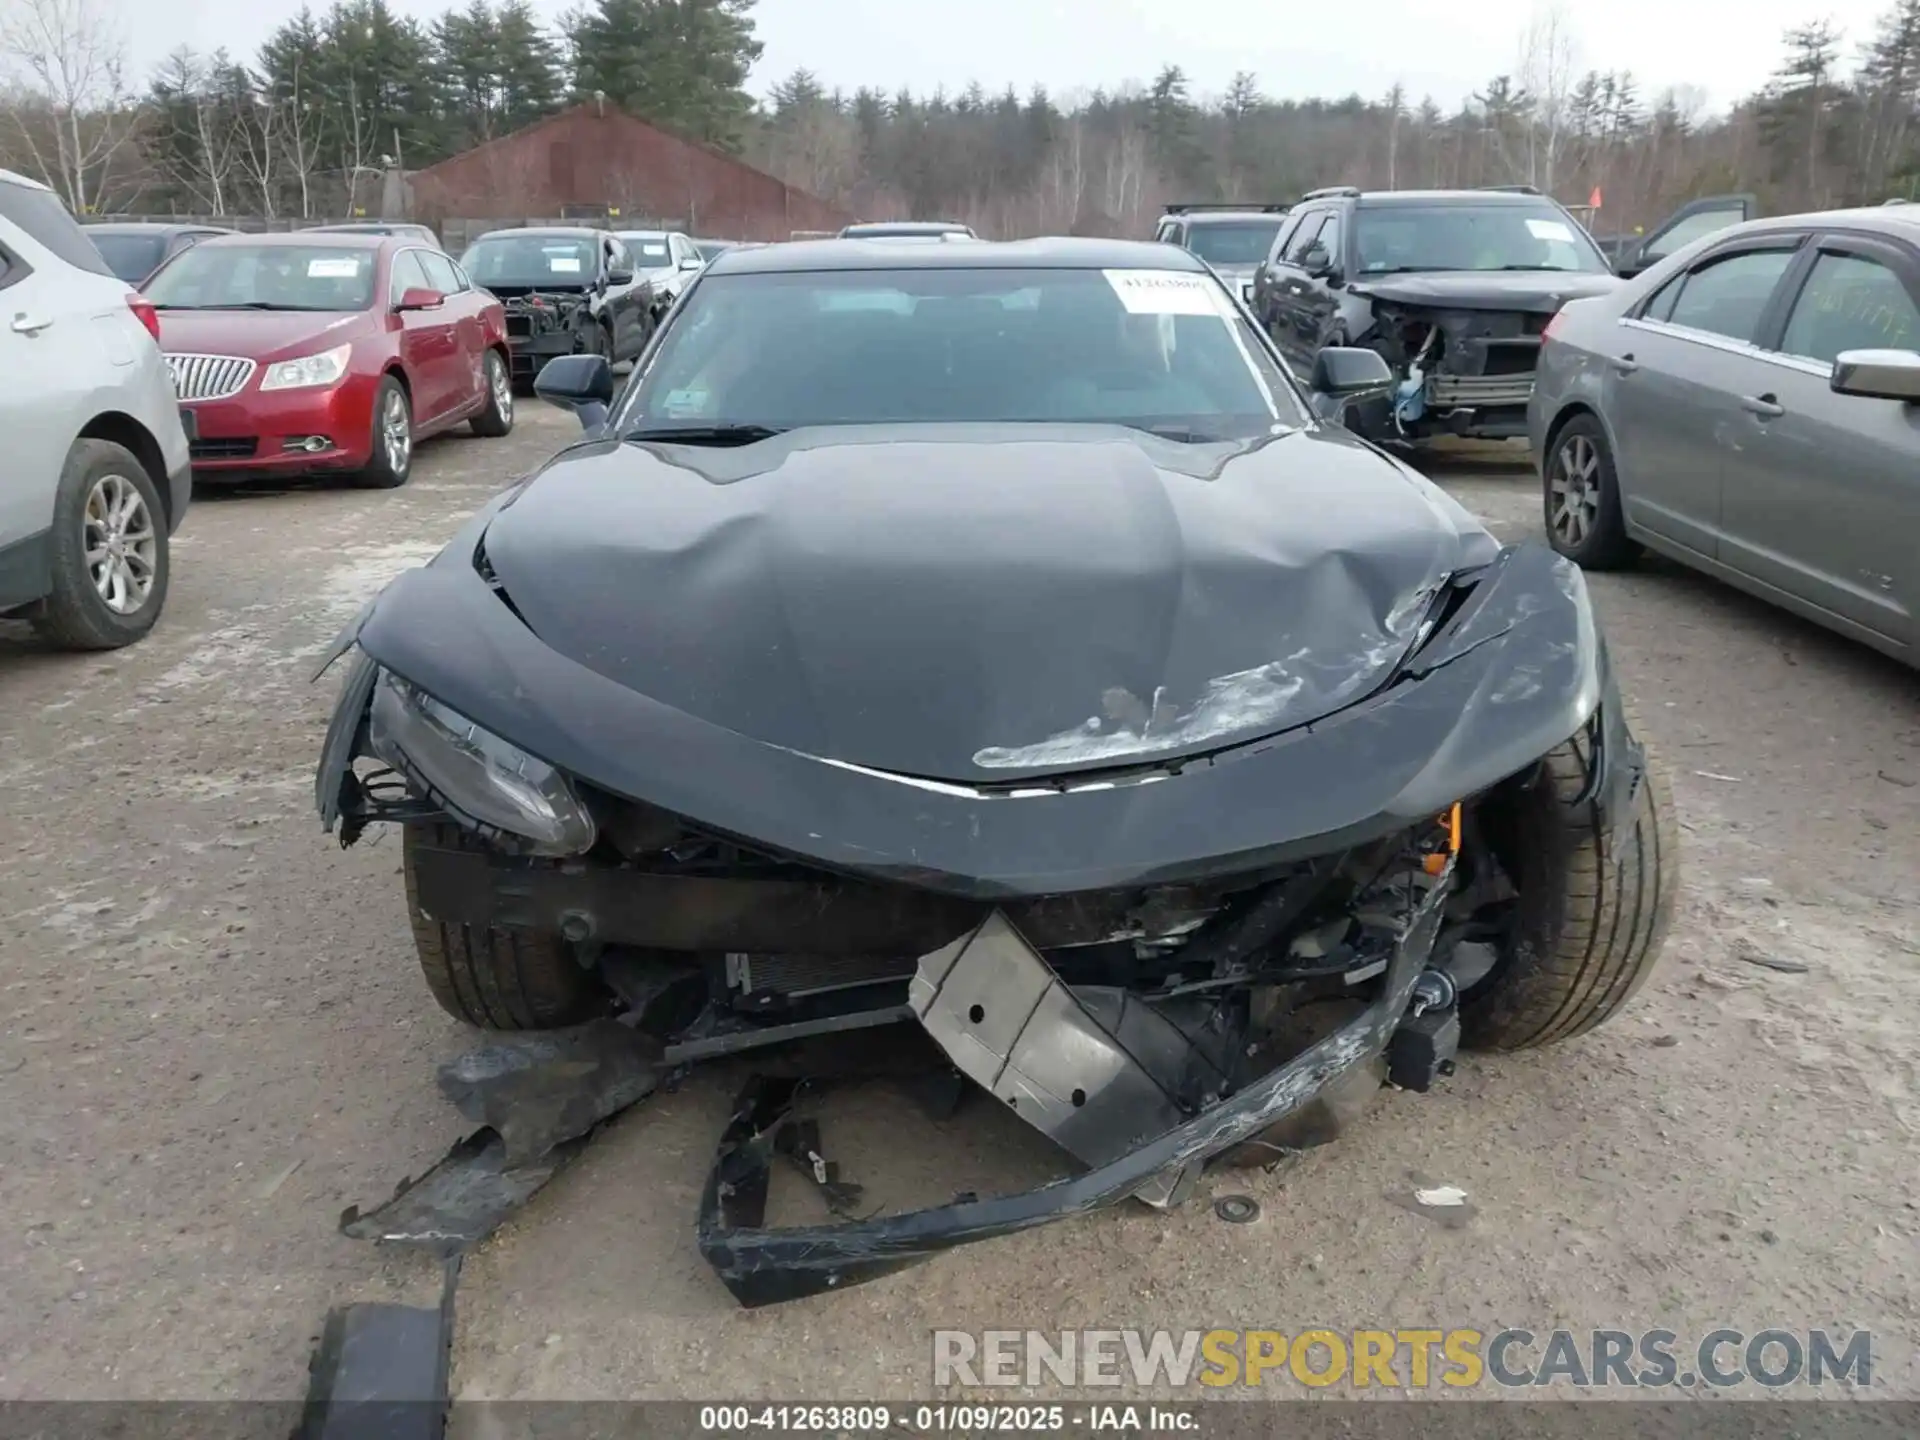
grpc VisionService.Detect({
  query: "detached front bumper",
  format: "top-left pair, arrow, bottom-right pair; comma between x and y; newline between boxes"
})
699,869 -> 1449,1306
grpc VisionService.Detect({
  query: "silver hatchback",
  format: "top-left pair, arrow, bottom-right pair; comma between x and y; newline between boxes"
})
1528,206 -> 1919,666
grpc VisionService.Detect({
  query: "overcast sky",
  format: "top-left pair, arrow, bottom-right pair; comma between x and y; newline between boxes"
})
119,0 -> 1888,114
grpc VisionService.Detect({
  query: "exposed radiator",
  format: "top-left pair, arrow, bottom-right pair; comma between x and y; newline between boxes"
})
1428,372 -> 1535,408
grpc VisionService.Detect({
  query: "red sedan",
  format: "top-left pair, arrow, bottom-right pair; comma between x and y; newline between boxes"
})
141,232 -> 513,487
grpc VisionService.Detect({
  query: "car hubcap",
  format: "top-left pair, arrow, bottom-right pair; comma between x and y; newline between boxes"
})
1549,434 -> 1601,546
490,355 -> 512,422
84,472 -> 157,615
383,391 -> 412,471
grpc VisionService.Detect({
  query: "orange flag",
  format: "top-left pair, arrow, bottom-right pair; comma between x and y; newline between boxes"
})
1588,186 -> 1603,210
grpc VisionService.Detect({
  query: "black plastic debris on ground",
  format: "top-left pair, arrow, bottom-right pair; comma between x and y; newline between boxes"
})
298,1259 -> 457,1440
340,1020 -> 662,1257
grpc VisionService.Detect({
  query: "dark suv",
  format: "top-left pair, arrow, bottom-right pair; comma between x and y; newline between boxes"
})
1153,204 -> 1291,306
1249,186 -> 1629,443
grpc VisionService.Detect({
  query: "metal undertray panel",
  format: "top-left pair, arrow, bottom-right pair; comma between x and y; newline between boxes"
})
908,911 -> 1200,1207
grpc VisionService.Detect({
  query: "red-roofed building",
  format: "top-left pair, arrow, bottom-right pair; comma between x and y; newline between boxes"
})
408,103 -> 852,240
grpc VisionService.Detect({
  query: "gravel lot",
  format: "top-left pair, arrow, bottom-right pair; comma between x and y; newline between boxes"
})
2,411 -> 1916,1401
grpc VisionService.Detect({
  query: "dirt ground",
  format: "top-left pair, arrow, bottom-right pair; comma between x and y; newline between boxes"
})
2,411 -> 1916,1402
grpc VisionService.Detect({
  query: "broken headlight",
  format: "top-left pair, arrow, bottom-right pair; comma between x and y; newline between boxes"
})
367,672 -> 597,856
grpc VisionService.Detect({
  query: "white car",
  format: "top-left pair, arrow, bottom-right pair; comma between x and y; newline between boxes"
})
614,228 -> 705,316
0,170 -> 190,649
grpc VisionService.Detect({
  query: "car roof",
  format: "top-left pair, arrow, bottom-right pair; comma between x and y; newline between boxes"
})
309,222 -> 427,233
474,226 -> 602,241
706,236 -> 1206,275
196,230 -> 390,249
1178,210 -> 1288,224
82,221 -> 231,235
843,221 -> 972,234
1739,205 -> 1920,238
1353,189 -> 1563,207
0,168 -> 53,193
617,229 -> 671,238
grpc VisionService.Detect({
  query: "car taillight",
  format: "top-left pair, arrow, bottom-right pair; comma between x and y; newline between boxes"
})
125,293 -> 160,342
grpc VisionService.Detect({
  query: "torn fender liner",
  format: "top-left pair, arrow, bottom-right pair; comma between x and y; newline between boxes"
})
436,1019 -> 661,1166
340,1128 -> 584,1257
697,863 -> 1452,1307
342,1022 -> 661,1255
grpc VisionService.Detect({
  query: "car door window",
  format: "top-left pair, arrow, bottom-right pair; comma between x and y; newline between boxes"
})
1264,214 -> 1298,264
1663,249 -> 1797,344
388,249 -> 432,305
1778,251 -> 1920,365
419,250 -> 464,294
1642,203 -> 1750,266
0,244 -> 20,292
1316,212 -> 1345,270
1282,213 -> 1327,265
1155,220 -> 1182,246
1640,271 -> 1686,322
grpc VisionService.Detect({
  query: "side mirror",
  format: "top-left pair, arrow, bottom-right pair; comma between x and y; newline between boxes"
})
1300,241 -> 1337,279
679,256 -> 704,271
1310,345 -> 1394,401
606,266 -> 635,286
534,353 -> 615,429
395,287 -> 444,311
1831,348 -> 1920,401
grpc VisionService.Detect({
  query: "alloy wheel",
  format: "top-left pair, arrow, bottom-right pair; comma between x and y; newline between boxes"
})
1549,433 -> 1601,547
83,472 -> 158,615
383,388 -> 413,472
488,353 -> 513,424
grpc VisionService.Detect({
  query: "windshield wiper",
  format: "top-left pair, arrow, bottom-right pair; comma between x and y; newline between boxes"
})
1496,264 -> 1580,272
188,301 -> 328,311
627,423 -> 789,446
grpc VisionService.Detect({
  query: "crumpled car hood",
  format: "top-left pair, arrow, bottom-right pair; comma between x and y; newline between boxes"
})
1349,269 -> 1622,313
477,425 -> 1488,783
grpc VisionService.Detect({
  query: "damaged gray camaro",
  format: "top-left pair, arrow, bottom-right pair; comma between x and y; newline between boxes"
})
313,237 -> 1679,1306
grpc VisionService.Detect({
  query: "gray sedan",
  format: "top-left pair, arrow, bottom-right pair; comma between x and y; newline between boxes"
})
1528,206 -> 1919,666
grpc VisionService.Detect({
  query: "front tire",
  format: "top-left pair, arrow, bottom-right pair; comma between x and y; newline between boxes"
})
1462,717 -> 1679,1051
1544,414 -> 1637,568
469,349 -> 514,438
354,377 -> 413,490
29,440 -> 170,651
401,823 -> 607,1030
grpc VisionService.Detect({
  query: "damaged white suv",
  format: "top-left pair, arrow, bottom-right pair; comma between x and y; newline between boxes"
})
0,169 -> 191,649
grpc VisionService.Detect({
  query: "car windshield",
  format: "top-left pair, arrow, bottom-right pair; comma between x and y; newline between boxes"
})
88,232 -> 167,282
460,235 -> 596,288
140,244 -> 376,310
620,235 -> 672,262
1354,202 -> 1609,274
623,266 -> 1308,439
1185,221 -> 1285,266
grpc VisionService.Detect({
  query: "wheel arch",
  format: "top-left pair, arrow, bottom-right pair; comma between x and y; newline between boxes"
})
77,413 -> 172,526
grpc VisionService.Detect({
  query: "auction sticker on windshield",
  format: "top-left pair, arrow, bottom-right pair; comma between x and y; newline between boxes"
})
308,257 -> 362,278
547,256 -> 583,273
1104,269 -> 1224,317
1525,218 -> 1577,243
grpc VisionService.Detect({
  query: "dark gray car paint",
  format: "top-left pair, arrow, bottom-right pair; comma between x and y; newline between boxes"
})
1348,270 -> 1622,315
474,424 -> 1490,784
318,482 -> 1605,897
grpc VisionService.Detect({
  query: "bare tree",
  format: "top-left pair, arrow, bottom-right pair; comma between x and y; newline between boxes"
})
234,87 -> 278,217
275,55 -> 326,219
0,0 -> 139,211
1517,0 -> 1580,191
